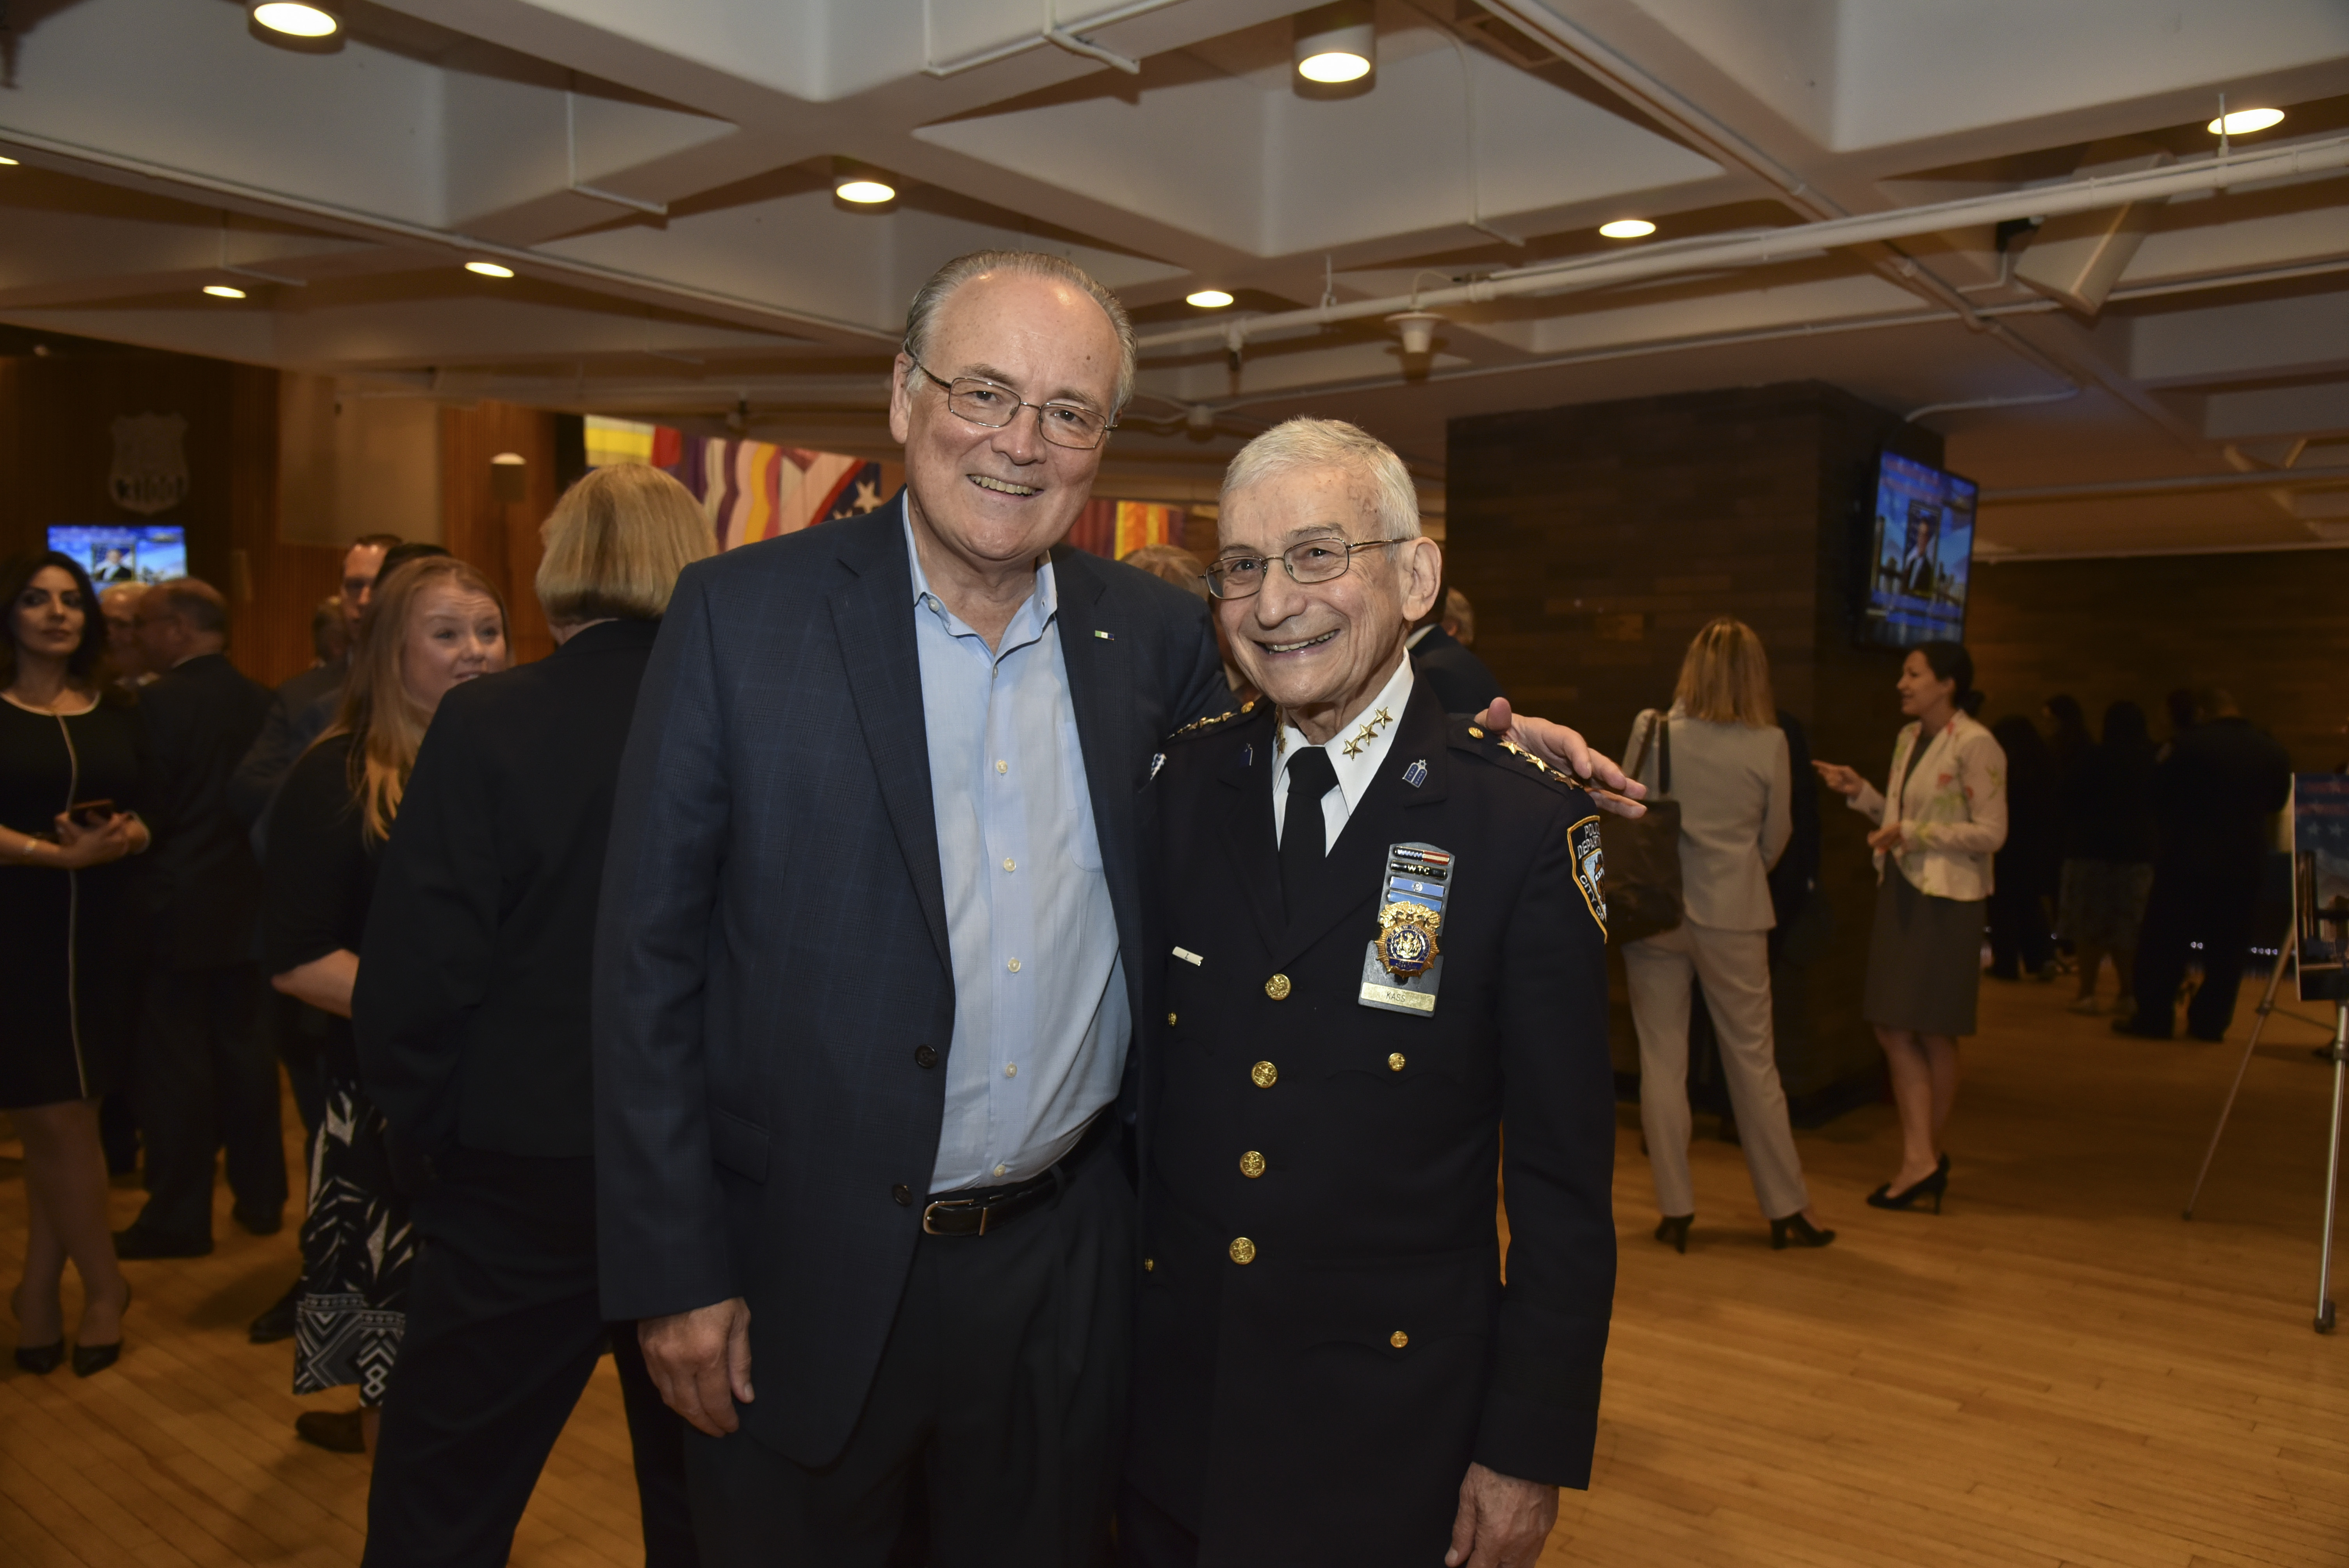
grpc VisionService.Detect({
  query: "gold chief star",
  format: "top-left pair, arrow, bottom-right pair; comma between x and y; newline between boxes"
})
1343,736 -> 1365,757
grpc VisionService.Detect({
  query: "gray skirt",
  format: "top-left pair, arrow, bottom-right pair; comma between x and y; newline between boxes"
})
1864,869 -> 1985,1037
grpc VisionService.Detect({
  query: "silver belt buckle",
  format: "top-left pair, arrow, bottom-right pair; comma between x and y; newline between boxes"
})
921,1197 -> 988,1236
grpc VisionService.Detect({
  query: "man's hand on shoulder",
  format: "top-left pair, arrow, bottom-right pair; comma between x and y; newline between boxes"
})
640,1297 -> 754,1437
1446,1462 -> 1560,1568
1476,698 -> 1648,818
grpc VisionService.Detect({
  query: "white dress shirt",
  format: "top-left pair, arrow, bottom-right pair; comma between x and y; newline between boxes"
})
1272,654 -> 1417,851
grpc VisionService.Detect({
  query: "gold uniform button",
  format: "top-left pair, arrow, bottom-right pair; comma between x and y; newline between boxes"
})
1142,1257 -> 1155,1272
1167,1012 -> 1178,1026
1388,1052 -> 1406,1072
1239,1150 -> 1266,1178
1264,973 -> 1292,1000
1390,1330 -> 1409,1349
1229,1237 -> 1256,1265
1467,726 -> 1485,738
1250,1060 -> 1278,1089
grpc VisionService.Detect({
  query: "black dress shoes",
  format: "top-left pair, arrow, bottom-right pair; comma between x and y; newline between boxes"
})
250,1280 -> 302,1345
112,1224 -> 213,1260
72,1341 -> 121,1377
13,1342 -> 63,1375
296,1408 -> 368,1453
2109,1016 -> 2173,1041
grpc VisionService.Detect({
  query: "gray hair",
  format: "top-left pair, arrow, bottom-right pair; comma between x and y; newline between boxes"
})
902,250 -> 1137,413
1220,417 -> 1421,541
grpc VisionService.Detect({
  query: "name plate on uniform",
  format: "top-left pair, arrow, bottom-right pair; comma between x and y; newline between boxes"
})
1359,842 -> 1453,1017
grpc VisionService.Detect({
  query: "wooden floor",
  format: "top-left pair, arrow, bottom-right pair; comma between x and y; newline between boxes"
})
3,975 -> 2345,1567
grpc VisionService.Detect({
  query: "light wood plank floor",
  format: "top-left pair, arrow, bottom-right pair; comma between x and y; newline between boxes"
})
4,976 -> 2344,1566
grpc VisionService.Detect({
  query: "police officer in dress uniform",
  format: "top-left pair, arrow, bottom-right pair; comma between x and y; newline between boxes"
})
1123,419 -> 1617,1568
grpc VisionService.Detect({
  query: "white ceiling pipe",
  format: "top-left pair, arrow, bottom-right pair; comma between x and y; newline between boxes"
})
1982,470 -> 2349,506
1136,134 -> 2349,353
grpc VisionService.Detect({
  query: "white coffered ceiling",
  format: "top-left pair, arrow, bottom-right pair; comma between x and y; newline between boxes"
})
2,0 -> 2346,555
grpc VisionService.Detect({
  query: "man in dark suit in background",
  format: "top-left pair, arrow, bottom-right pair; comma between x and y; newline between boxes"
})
597,251 -> 1640,1566
115,579 -> 282,1258
1123,419 -> 1615,1568
2116,688 -> 2293,1043
1408,586 -> 1504,715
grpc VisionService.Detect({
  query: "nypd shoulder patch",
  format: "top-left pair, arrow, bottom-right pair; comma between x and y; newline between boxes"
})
1569,814 -> 1608,937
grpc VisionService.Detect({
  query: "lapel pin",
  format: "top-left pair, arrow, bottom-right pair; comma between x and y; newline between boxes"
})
1242,743 -> 1254,767
1093,629 -> 1115,640
1149,752 -> 1166,780
1403,759 -> 1428,788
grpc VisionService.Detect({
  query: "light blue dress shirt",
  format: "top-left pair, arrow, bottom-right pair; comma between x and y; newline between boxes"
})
908,519 -> 1128,1193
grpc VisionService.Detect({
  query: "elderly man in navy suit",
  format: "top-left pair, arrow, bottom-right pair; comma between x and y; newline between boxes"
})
593,250 -> 1640,1566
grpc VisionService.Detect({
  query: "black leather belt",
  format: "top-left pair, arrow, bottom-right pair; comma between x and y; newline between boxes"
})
921,1114 -> 1109,1237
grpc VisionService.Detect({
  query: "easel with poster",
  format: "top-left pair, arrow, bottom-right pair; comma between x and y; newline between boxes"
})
2182,775 -> 2349,1332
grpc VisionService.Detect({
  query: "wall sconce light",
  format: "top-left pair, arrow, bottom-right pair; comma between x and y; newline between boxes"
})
490,452 -> 528,504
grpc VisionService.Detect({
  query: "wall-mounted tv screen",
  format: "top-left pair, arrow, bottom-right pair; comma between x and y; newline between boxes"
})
48,524 -> 187,586
1858,452 -> 1977,649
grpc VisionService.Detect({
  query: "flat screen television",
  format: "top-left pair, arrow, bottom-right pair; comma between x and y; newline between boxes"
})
1857,451 -> 1977,649
48,524 -> 187,586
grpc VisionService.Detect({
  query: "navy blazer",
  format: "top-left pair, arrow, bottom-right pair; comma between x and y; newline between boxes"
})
139,651 -> 272,970
593,498 -> 1227,1466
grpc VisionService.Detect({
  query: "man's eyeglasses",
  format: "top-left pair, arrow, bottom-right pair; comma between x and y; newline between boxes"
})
906,355 -> 1116,451
1203,537 -> 1397,601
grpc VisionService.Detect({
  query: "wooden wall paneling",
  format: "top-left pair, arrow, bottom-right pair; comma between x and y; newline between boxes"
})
440,401 -> 560,667
1966,548 -> 2349,771
227,365 -> 345,690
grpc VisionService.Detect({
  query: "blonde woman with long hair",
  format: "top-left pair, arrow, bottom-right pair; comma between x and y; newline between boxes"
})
264,556 -> 509,1454
1622,617 -> 1833,1253
347,466 -> 712,1563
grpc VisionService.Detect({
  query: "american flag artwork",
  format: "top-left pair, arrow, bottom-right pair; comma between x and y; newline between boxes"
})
584,417 -> 897,552
583,417 -> 1186,561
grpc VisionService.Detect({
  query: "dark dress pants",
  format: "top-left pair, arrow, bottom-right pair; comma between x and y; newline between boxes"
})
1985,881 -> 2054,978
131,963 -> 285,1240
1115,1480 -> 1199,1568
684,1138 -> 1134,1568
2132,860 -> 2262,1039
365,1150 -> 697,1568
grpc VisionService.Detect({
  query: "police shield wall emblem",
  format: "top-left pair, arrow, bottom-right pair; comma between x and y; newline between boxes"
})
1570,815 -> 1608,936
109,413 -> 190,517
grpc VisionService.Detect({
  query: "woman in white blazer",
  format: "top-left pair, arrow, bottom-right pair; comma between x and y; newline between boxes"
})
1623,618 -> 1834,1254
1815,641 -> 2007,1216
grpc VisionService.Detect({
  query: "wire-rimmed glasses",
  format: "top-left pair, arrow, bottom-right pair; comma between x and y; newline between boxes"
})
905,355 -> 1116,451
1203,537 -> 1397,600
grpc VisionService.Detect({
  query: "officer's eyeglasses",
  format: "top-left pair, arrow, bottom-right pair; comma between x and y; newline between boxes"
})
905,354 -> 1116,451
1203,537 -> 1397,601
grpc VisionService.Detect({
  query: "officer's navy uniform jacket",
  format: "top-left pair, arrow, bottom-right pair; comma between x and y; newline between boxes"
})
1128,678 -> 1618,1567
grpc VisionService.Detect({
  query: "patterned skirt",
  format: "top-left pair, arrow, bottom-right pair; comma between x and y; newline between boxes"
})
293,1069 -> 417,1402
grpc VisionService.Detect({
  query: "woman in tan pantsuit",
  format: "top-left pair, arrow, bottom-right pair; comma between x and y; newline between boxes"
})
1623,618 -> 1834,1253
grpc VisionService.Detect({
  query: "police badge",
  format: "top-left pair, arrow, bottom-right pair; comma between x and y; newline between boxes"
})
1569,815 -> 1608,936
108,413 -> 191,517
1360,843 -> 1453,1016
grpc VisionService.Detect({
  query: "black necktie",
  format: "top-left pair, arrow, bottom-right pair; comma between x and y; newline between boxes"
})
1279,744 -> 1340,919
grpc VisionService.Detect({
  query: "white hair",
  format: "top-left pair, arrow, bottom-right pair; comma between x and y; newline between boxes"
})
902,250 -> 1137,413
1219,417 -> 1421,540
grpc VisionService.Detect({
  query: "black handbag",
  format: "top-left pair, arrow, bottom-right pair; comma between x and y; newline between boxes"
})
1604,711 -> 1684,946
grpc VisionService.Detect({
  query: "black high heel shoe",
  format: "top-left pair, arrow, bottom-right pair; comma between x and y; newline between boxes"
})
71,1284 -> 128,1378
1769,1212 -> 1837,1249
1654,1214 -> 1693,1254
13,1342 -> 63,1375
1866,1168 -> 1948,1213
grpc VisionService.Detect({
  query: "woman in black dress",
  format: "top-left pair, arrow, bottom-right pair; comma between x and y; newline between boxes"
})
1,552 -> 149,1376
265,556 -> 508,1452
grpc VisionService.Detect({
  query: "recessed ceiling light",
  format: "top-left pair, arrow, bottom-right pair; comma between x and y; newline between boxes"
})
0,156 -> 18,167
465,261 -> 515,278
1297,51 -> 1371,83
203,285 -> 248,299
1599,219 -> 1656,239
250,2 -> 340,37
833,175 -> 896,205
1186,289 -> 1235,309
2208,107 -> 2285,135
